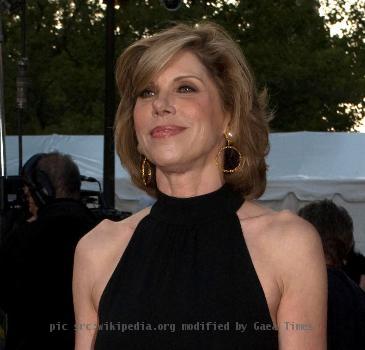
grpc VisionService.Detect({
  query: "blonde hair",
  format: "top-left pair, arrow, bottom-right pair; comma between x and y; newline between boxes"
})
115,22 -> 271,199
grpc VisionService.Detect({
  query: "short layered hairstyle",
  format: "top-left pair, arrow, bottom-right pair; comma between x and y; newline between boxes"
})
115,22 -> 271,199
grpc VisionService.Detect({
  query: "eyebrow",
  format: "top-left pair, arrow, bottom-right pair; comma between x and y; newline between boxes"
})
173,75 -> 204,83
144,75 -> 204,90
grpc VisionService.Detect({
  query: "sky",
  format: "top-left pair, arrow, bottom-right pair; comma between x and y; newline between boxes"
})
357,120 -> 365,133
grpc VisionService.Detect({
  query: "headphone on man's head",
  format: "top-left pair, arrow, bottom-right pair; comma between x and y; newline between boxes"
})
22,153 -> 55,207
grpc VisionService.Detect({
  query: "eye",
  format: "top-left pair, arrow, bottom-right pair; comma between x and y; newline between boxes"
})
139,88 -> 155,98
178,85 -> 196,93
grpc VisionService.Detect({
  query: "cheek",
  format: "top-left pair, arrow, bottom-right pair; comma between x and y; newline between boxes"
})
133,106 -> 149,154
195,99 -> 225,136
133,107 -> 147,139
133,105 -> 144,131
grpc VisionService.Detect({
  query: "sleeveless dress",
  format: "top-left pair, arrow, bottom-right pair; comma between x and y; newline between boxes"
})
95,184 -> 278,349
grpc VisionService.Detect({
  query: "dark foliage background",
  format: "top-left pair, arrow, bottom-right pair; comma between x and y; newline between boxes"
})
3,0 -> 364,134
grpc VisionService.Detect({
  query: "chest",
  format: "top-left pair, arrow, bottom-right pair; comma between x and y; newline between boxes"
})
97,217 -> 280,323
93,217 -> 280,349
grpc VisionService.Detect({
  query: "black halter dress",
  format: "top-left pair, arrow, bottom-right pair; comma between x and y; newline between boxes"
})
95,184 -> 278,349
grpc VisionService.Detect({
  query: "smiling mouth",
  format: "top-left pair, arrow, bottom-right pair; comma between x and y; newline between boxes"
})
150,126 -> 186,138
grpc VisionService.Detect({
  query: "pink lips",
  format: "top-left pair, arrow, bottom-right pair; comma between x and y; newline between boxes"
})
150,125 -> 186,138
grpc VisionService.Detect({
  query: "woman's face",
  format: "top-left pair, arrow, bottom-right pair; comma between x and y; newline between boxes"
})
133,50 -> 230,174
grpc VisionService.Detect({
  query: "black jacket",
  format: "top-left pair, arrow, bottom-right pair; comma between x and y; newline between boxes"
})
327,267 -> 365,350
0,199 -> 97,350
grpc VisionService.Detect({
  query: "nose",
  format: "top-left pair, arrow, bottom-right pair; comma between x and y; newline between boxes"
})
152,92 -> 176,117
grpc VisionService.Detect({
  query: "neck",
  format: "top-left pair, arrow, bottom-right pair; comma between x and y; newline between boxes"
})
156,163 -> 224,198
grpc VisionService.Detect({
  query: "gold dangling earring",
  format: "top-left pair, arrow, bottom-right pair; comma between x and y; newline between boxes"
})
216,131 -> 243,173
141,156 -> 152,187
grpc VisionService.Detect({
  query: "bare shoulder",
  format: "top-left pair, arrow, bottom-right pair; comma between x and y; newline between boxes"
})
238,204 -> 328,348
237,201 -> 325,289
265,207 -> 324,259
74,207 -> 151,308
238,201 -> 322,250
236,201 -> 327,345
75,206 -> 151,258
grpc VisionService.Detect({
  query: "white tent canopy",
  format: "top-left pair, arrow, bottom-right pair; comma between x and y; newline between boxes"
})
5,132 -> 365,254
260,132 -> 365,255
262,132 -> 365,202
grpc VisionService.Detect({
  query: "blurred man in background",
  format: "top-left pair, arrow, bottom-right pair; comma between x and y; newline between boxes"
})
0,152 -> 97,350
299,200 -> 365,350
343,246 -> 365,291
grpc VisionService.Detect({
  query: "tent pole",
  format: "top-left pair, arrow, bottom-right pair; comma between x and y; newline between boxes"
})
103,0 -> 116,209
0,13 -> 7,214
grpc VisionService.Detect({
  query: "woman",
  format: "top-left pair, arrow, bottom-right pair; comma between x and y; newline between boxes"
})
73,22 -> 327,349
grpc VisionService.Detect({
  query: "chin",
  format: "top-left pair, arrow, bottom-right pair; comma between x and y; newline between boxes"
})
151,152 -> 188,172
148,144 -> 181,164
153,155 -> 181,169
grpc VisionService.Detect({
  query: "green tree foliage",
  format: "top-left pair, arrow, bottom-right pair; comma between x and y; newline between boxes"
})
320,0 -> 365,130
3,0 -> 364,134
4,0 -> 105,134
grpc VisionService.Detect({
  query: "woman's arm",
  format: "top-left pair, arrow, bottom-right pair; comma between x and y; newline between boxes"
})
73,236 -> 99,350
276,215 -> 327,349
72,212 -> 149,350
